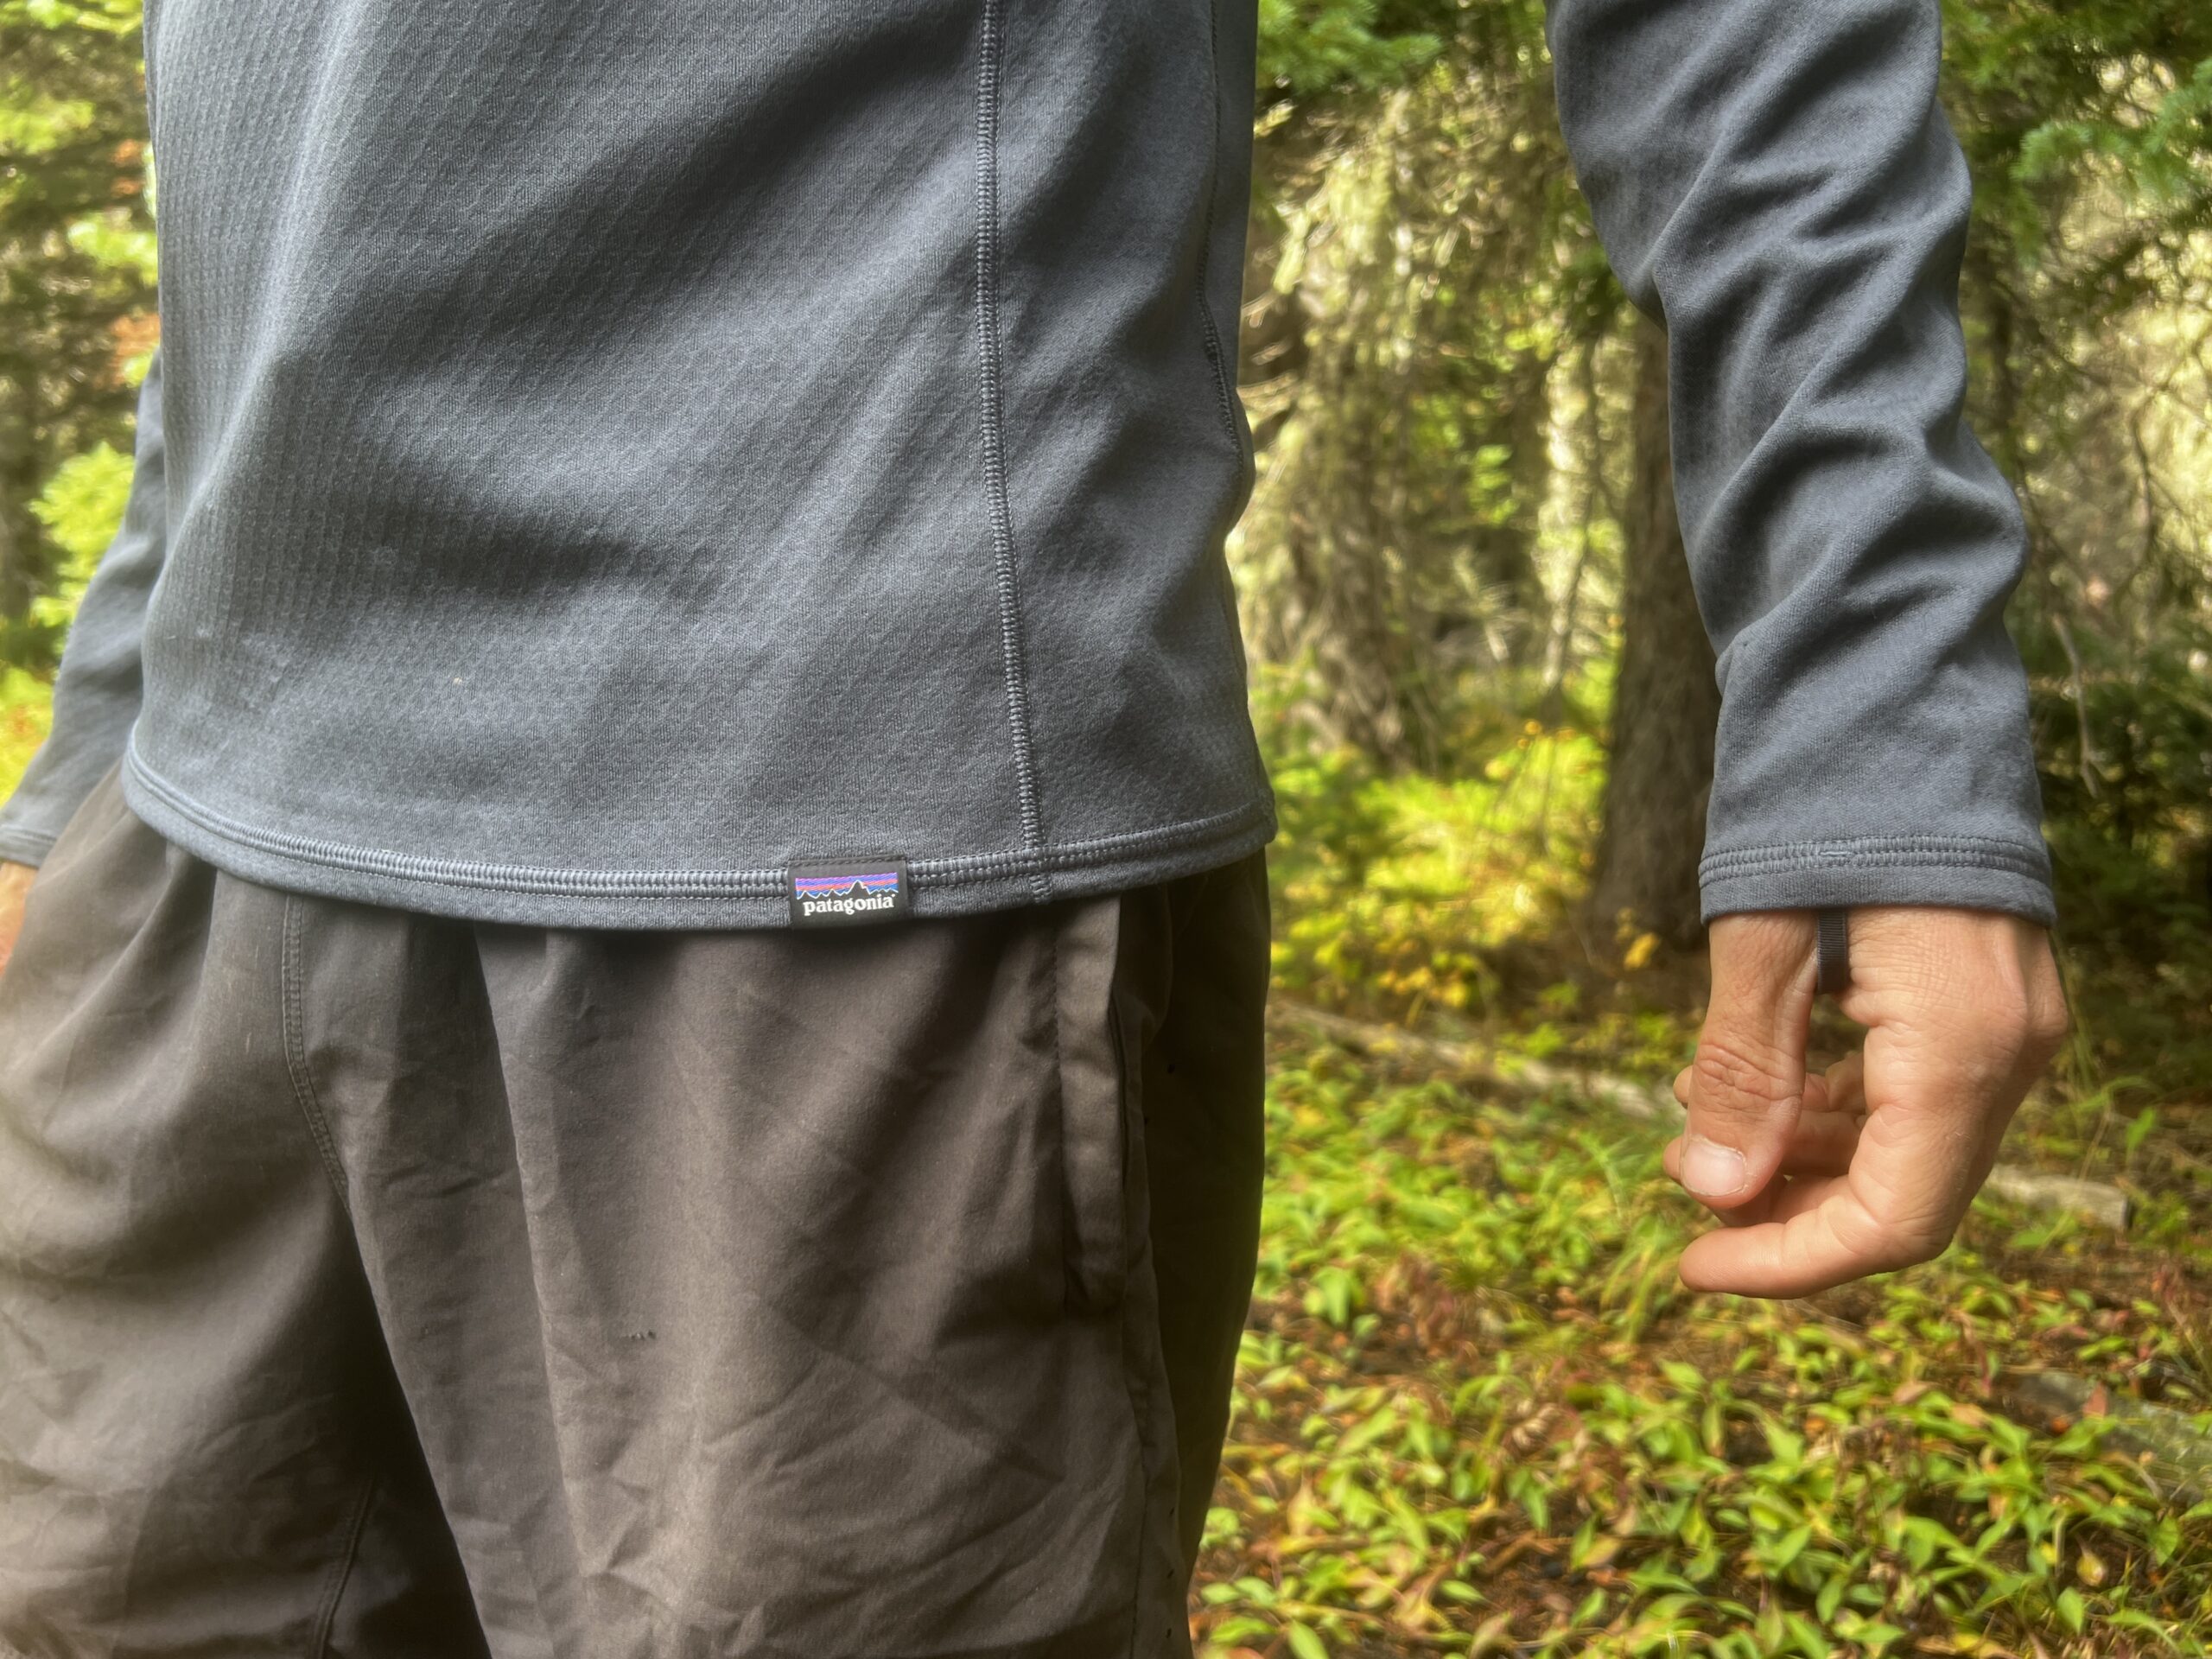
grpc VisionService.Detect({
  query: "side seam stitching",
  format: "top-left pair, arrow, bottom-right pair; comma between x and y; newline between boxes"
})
974,0 -> 1051,903
1192,0 -> 1246,457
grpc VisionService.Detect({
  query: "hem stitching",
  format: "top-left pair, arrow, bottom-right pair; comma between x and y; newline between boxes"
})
0,823 -> 56,860
125,739 -> 1271,901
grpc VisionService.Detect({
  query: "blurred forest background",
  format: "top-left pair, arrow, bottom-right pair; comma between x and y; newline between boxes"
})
5,0 -> 2212,1652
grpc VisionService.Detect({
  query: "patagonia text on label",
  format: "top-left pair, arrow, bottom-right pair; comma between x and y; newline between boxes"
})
787,858 -> 912,926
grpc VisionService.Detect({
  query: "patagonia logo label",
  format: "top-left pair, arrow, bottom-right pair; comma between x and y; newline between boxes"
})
788,858 -> 912,926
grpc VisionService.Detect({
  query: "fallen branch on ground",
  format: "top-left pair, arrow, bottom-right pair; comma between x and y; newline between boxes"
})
1269,999 -> 2133,1233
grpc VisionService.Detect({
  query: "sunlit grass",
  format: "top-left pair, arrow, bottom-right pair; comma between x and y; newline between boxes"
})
0,671 -> 52,803
1196,1044 -> 2212,1657
1264,714 -> 1608,1024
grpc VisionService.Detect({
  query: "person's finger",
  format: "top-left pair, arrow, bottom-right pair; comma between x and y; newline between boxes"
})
1661,1103 -> 1859,1198
1674,1103 -> 1958,1296
1675,909 -> 2069,1299
1778,1106 -> 1861,1174
1713,1170 -> 1842,1230
1800,1065 -> 1831,1116
1673,912 -> 1819,1210
1821,1050 -> 1866,1118
1662,1137 -> 1782,1226
1671,1053 -> 1842,1114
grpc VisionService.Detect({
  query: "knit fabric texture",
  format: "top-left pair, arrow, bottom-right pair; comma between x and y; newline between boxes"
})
0,0 -> 2056,929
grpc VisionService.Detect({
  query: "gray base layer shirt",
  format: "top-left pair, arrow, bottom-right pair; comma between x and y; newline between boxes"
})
0,0 -> 2058,931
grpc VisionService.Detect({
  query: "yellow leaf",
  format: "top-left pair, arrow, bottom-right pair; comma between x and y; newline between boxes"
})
1470,1611 -> 1518,1657
1577,1534 -> 1624,1569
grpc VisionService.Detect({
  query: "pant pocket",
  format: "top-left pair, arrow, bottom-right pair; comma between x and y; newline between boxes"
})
1053,892 -> 1130,1313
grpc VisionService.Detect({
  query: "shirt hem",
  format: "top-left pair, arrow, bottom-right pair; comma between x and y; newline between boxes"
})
120,742 -> 1279,928
1700,836 -> 2057,928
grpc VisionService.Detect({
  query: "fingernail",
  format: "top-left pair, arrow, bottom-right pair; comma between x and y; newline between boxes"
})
1681,1135 -> 1747,1198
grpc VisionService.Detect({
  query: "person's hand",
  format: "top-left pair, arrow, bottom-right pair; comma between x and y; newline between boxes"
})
0,861 -> 35,977
1662,906 -> 2068,1299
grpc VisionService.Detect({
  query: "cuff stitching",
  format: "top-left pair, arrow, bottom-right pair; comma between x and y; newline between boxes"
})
0,823 -> 57,865
1700,835 -> 2050,885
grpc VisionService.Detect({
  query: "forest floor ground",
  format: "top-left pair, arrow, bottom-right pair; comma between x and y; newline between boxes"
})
1204,717 -> 2212,1658
1188,1025 -> 2212,1659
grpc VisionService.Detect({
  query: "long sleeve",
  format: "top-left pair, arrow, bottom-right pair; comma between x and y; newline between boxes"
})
1544,0 -> 2056,926
0,348 -> 168,868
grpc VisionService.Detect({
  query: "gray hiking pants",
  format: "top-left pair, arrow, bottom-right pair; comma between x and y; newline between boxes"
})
0,769 -> 1271,1657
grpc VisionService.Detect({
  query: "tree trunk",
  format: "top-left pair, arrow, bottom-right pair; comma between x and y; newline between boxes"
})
1583,315 -> 1719,954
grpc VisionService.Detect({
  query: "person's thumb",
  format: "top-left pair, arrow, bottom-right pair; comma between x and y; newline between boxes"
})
1669,910 -> 1820,1209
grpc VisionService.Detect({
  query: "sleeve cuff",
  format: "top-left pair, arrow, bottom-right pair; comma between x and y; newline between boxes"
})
1700,835 -> 2056,928
0,822 -> 58,869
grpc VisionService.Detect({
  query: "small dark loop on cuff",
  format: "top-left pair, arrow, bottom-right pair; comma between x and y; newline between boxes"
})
1815,908 -> 1851,995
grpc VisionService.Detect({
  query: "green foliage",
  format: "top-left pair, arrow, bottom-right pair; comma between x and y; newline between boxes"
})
1239,4 -> 1597,772
0,388 -> 137,804
2018,53 -> 2212,206
0,0 -> 153,660
28,437 -> 130,626
1196,1046 -> 2212,1656
0,668 -> 51,798
1942,0 -> 2212,257
2021,617 -> 2212,1102
63,199 -> 155,290
1255,0 -> 1445,105
0,2 -> 140,32
1258,657 -> 1609,1024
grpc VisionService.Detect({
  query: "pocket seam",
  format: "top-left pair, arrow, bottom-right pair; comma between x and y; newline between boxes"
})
1053,898 -> 1130,1313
